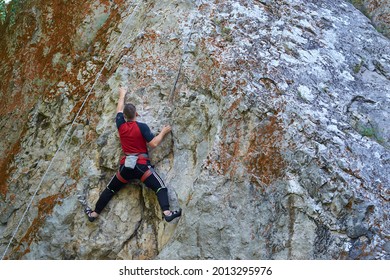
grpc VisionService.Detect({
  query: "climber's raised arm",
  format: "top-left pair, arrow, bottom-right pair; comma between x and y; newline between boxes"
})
116,86 -> 127,113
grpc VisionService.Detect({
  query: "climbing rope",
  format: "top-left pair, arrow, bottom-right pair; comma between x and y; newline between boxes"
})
1,1 -> 139,261
1,0 -> 202,260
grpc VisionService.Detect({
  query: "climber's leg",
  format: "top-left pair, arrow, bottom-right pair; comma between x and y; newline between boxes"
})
139,165 -> 181,222
87,166 -> 129,221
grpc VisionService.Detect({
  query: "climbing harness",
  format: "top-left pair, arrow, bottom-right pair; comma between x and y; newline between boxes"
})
116,170 -> 128,184
116,165 -> 152,184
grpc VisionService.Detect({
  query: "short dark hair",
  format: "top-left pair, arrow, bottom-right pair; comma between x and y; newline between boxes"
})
123,103 -> 136,120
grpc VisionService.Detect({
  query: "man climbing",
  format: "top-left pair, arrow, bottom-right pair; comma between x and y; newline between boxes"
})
85,86 -> 181,222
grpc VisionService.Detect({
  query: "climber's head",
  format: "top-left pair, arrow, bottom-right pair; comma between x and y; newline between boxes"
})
123,103 -> 138,121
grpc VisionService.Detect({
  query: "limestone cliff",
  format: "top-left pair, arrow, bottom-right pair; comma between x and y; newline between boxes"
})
0,0 -> 389,260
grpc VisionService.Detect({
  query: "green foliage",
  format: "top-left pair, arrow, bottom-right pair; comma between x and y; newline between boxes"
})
353,60 -> 364,74
348,0 -> 390,39
347,0 -> 370,18
348,0 -> 365,12
374,23 -> 390,38
349,0 -> 364,8
1,0 -> 24,26
212,17 -> 233,43
221,26 -> 233,42
356,123 -> 387,147
356,123 -> 379,141
359,125 -> 375,138
0,0 -> 6,25
9,0 -> 19,25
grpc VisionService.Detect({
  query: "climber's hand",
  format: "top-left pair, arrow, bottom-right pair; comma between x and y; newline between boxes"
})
161,125 -> 172,135
119,86 -> 127,98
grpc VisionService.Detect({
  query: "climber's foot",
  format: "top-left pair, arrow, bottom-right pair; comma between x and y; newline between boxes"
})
164,209 -> 182,222
85,207 -> 97,222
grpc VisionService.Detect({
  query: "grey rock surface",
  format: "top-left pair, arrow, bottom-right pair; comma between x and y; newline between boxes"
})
0,0 -> 389,260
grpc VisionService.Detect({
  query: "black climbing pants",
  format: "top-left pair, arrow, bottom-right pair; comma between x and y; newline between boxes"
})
94,164 -> 169,214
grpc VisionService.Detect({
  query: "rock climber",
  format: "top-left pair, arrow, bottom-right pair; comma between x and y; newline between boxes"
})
85,86 -> 181,222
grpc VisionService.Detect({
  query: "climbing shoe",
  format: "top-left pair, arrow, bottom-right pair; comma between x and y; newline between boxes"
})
85,207 -> 96,222
164,209 -> 182,222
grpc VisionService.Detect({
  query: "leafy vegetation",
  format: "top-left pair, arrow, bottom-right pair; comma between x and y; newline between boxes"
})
347,0 -> 369,17
353,60 -> 364,74
0,0 -> 24,26
357,124 -> 376,138
0,0 -> 6,24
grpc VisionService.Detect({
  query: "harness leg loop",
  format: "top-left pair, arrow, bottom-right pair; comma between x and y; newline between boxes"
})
116,171 -> 129,184
140,169 -> 153,182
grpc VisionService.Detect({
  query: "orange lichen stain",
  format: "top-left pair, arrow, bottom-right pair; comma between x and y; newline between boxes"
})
11,194 -> 63,258
218,123 -> 242,176
141,30 -> 160,41
0,0 -> 126,196
8,183 -> 76,259
9,194 -> 16,202
199,3 -> 210,12
1,2 -> 80,110
0,0 -> 121,118
85,129 -> 97,143
69,155 -> 84,181
212,100 -> 244,176
246,115 -> 286,186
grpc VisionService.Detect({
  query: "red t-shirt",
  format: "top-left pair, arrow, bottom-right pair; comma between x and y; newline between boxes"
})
116,113 -> 154,165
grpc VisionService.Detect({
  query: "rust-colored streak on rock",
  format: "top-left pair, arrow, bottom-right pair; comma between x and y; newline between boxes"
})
246,115 -> 286,186
0,1 -> 93,114
10,194 -> 62,259
218,123 -> 242,176
0,0 -> 117,202
8,183 -> 76,259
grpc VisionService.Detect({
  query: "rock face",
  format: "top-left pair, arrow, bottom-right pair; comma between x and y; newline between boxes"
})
0,0 -> 389,260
